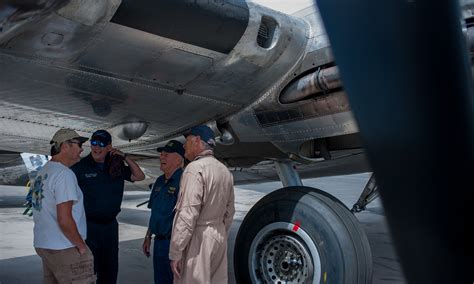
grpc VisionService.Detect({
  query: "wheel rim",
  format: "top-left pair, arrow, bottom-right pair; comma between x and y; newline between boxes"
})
249,222 -> 322,284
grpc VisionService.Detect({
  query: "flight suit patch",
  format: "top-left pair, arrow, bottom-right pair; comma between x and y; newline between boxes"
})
168,187 -> 176,194
85,173 -> 97,178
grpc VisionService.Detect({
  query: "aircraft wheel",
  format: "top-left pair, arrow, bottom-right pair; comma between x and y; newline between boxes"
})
234,186 -> 372,283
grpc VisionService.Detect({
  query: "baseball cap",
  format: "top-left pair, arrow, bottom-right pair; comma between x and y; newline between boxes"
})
157,140 -> 185,158
184,125 -> 216,147
50,128 -> 88,145
91,129 -> 112,145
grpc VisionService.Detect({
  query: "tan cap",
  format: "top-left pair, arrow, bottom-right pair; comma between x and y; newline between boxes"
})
50,128 -> 88,145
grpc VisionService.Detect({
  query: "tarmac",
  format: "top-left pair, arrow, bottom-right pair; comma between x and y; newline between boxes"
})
0,172 -> 405,283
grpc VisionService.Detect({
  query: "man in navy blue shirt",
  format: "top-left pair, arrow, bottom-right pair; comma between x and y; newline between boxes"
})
72,130 -> 145,284
142,140 -> 184,284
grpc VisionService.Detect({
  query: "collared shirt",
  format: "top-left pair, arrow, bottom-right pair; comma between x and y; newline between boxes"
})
71,154 -> 132,223
148,168 -> 183,238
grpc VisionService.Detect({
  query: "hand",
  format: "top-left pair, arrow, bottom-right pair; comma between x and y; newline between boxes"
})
170,260 -> 181,280
109,148 -> 126,158
142,237 -> 151,257
77,243 -> 87,255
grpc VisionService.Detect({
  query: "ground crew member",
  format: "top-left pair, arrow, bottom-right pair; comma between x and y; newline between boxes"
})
32,128 -> 96,283
142,140 -> 185,284
169,125 -> 235,283
72,130 -> 145,283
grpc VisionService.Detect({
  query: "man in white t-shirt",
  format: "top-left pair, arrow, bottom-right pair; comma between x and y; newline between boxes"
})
32,128 -> 96,283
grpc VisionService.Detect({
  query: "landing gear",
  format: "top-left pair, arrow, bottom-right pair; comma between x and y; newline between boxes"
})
234,162 -> 373,283
351,173 -> 379,213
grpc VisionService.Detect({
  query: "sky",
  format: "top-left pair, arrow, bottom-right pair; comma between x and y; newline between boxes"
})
249,0 -> 315,14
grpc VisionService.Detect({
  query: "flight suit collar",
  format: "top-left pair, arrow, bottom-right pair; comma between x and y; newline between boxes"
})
194,149 -> 214,161
166,167 -> 183,183
154,168 -> 183,189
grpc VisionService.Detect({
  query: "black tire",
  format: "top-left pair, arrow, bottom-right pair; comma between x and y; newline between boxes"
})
234,186 -> 372,284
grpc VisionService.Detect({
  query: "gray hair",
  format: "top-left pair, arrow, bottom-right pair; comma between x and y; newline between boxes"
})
178,155 -> 185,167
200,140 -> 213,151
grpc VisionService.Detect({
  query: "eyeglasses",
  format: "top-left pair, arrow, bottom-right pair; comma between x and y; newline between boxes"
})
90,140 -> 107,147
67,140 -> 83,148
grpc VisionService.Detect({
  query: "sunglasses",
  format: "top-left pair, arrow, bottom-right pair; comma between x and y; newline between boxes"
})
67,140 -> 83,148
90,140 -> 107,147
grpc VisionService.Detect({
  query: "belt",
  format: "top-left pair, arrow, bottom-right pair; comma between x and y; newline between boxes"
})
154,235 -> 170,240
196,220 -> 223,226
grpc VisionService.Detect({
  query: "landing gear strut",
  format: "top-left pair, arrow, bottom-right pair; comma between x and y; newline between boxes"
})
351,173 -> 379,213
275,161 -> 303,187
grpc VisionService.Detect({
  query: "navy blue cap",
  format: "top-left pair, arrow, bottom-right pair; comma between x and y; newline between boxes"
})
157,140 -> 185,158
184,125 -> 216,147
91,129 -> 112,145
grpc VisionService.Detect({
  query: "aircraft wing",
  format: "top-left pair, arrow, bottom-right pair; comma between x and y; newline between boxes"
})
0,0 -> 365,182
0,0 -> 309,157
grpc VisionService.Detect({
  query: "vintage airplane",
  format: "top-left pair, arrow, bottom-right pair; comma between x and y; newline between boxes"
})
1,0 -> 472,283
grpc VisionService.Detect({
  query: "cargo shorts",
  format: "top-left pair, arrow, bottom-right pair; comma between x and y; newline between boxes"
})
35,246 -> 96,284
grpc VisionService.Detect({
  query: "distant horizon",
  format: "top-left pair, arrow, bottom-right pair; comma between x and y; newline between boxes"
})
250,0 -> 314,14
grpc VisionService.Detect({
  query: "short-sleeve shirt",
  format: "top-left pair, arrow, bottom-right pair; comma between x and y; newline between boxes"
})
72,154 -> 132,224
32,161 -> 87,249
148,168 -> 182,238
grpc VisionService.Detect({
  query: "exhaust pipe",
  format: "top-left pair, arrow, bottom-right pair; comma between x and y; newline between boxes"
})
280,65 -> 342,104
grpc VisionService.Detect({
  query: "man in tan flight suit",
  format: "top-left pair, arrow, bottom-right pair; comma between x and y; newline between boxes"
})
169,125 -> 235,283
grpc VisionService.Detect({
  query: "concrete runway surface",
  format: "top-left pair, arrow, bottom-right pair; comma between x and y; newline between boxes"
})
0,172 -> 405,283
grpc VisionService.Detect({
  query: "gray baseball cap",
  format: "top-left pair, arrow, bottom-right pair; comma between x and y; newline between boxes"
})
50,128 -> 88,145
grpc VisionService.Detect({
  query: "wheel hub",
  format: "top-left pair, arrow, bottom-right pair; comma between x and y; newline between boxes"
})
249,222 -> 321,284
258,235 -> 310,283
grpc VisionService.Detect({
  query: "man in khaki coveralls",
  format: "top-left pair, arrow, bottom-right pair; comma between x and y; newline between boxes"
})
169,125 -> 235,283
